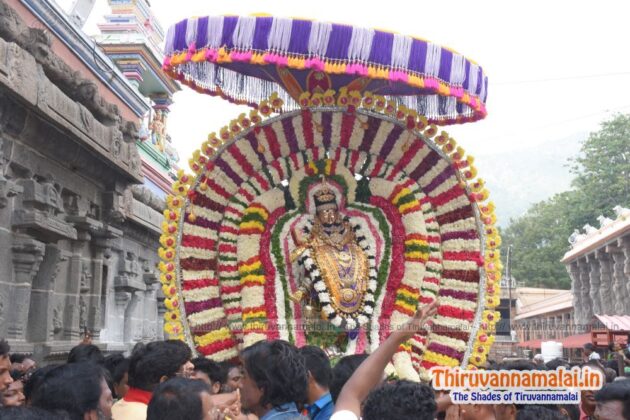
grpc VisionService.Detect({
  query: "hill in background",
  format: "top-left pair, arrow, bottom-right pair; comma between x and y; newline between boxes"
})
474,133 -> 586,226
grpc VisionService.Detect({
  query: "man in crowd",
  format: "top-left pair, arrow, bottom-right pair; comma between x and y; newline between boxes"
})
192,357 -> 223,394
584,343 -> 601,362
299,346 -> 333,420
580,361 -> 607,420
67,344 -> 105,365
240,340 -> 308,419
298,346 -> 333,420
147,378 -> 220,420
329,355 -> 368,404
220,362 -> 243,393
103,354 -> 130,400
1,371 -> 26,407
31,362 -> 113,419
0,340 -> 13,396
594,379 -> 630,420
0,406 -> 71,419
112,340 -> 194,420
9,354 -> 36,375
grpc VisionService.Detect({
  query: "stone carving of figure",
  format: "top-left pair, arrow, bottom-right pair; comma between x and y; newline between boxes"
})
138,113 -> 151,142
613,205 -> 630,219
164,137 -> 180,164
583,224 -> 598,236
290,180 -> 371,337
41,176 -> 63,215
597,215 -> 614,228
79,298 -> 87,330
149,111 -> 166,152
52,305 -> 63,334
112,137 -> 122,158
80,264 -> 92,292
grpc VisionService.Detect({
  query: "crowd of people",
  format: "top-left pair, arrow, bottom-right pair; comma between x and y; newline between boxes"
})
0,303 -> 629,420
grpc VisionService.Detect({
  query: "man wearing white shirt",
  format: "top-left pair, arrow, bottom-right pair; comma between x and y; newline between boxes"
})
584,343 -> 601,362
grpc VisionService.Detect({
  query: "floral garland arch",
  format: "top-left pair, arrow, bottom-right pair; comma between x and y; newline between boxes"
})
158,89 -> 503,381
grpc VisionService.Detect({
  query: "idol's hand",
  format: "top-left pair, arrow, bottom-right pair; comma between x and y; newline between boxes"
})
290,289 -> 306,302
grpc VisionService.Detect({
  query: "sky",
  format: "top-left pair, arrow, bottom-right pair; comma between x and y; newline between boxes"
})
84,0 -> 630,166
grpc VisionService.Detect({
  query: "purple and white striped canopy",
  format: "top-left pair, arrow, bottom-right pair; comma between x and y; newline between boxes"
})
163,15 -> 488,125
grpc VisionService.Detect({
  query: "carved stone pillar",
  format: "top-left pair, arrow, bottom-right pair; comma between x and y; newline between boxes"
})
125,292 -> 144,343
68,216 -> 112,341
578,259 -> 593,325
113,291 -> 131,343
114,251 -> 145,344
62,231 -> 92,342
621,237 -> 630,301
568,261 -> 583,326
156,288 -> 166,341
27,244 -> 65,342
142,270 -> 159,342
93,225 -> 122,344
597,250 -> 613,315
587,255 -> 602,315
9,235 -> 45,340
606,243 -> 628,315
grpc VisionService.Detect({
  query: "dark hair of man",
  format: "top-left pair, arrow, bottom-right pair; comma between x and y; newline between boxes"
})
329,354 -> 368,403
192,357 -> 223,383
362,380 -> 436,420
594,380 -> 630,420
583,360 -> 605,373
127,340 -> 192,392
298,346 -> 332,389
147,378 -> 210,420
559,404 -> 580,420
102,354 -> 129,398
104,354 -> 130,385
545,358 -> 569,371
584,343 -> 596,351
516,405 -> 566,420
492,362 -> 559,410
497,359 -> 539,371
10,354 -> 27,364
67,344 -> 104,365
22,364 -> 61,403
0,339 -> 9,358
0,406 -> 71,420
218,361 -> 239,384
11,369 -> 24,381
240,340 -> 308,409
31,363 -> 104,420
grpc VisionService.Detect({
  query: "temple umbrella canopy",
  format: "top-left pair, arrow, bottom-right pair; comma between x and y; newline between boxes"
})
162,15 -> 488,125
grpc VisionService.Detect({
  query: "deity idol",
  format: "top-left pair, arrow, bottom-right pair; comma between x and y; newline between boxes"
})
290,181 -> 373,338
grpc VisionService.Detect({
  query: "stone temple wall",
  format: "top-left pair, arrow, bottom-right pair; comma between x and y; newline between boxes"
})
0,0 -> 166,361
564,209 -> 630,329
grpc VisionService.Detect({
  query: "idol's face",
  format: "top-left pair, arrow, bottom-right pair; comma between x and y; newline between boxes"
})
317,207 -> 339,226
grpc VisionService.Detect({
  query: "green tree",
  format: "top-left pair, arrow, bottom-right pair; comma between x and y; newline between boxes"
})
569,113 -> 630,216
502,113 -> 630,289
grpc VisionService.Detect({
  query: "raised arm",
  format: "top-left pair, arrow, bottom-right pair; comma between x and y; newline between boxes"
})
334,301 -> 438,416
